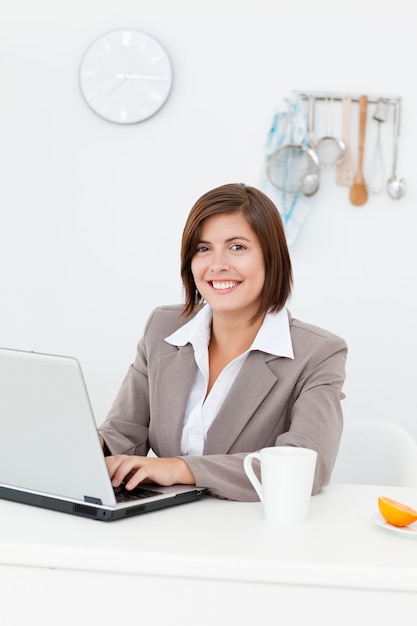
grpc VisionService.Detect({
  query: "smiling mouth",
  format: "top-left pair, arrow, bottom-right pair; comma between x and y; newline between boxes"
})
210,281 -> 241,290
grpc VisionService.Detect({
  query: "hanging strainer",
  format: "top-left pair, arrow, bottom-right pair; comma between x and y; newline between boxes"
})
267,95 -> 320,196
316,98 -> 346,168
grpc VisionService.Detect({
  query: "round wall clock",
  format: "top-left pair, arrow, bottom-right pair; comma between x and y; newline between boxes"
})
79,29 -> 173,124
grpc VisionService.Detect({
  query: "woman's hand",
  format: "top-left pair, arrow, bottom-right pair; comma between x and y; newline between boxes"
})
105,455 -> 196,490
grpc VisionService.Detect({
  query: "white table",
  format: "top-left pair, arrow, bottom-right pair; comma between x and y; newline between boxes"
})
1,482 -> 417,625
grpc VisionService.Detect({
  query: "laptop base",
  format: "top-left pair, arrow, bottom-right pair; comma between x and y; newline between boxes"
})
0,485 -> 207,521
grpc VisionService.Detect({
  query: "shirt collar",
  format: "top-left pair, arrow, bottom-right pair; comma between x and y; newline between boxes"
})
251,307 -> 294,358
164,304 -> 212,348
165,305 -> 294,359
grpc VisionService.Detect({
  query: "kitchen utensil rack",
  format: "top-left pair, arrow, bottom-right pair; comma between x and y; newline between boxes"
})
290,90 -> 404,202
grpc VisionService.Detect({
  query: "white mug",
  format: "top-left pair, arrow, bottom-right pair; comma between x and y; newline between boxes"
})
244,446 -> 318,524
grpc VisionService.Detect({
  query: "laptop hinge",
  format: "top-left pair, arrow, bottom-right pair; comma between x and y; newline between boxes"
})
84,495 -> 103,505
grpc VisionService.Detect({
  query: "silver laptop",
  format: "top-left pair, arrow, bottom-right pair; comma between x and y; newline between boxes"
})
0,347 -> 206,521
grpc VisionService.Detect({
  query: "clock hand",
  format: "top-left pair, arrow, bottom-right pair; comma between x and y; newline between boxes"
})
107,72 -> 166,97
108,75 -> 127,95
115,73 -> 168,81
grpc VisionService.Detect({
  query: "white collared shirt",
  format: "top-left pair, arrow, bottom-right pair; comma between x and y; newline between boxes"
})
164,305 -> 294,455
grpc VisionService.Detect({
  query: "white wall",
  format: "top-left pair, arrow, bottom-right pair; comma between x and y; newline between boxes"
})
1,0 -> 416,437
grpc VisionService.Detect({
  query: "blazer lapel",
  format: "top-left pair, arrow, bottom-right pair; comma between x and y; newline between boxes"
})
204,351 -> 279,454
151,344 -> 197,454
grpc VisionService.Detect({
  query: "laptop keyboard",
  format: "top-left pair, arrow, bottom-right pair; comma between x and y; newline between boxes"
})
113,484 -> 163,503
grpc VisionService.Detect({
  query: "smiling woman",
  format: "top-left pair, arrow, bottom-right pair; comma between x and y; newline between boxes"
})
190,211 -> 266,324
98,183 -> 348,501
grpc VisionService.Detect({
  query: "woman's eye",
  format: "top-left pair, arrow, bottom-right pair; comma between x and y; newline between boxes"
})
196,245 -> 210,253
231,244 -> 246,251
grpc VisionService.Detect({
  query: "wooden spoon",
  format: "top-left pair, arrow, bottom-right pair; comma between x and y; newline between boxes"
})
349,95 -> 368,206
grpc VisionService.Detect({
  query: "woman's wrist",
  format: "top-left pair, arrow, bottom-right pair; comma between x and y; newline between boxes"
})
176,458 -> 196,485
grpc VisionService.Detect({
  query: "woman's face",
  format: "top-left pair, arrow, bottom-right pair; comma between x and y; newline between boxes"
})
191,211 -> 265,319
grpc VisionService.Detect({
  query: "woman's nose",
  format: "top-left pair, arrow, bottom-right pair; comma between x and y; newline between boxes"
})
209,256 -> 229,272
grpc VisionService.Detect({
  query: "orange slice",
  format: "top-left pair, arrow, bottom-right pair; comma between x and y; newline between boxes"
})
378,496 -> 417,527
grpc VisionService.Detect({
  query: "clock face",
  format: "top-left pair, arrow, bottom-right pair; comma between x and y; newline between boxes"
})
79,29 -> 173,124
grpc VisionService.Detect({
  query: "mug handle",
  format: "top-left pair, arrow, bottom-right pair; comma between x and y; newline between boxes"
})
243,452 -> 263,501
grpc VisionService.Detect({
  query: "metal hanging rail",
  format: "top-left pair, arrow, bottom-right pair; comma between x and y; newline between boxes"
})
294,90 -> 401,107
295,89 -> 403,149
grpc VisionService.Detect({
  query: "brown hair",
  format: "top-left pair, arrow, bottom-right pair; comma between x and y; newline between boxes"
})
181,183 -> 292,319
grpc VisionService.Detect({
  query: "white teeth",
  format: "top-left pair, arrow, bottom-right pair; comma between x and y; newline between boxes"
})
212,281 -> 238,290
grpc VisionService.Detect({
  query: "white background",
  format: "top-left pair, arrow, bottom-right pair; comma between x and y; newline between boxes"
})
0,0 -> 415,438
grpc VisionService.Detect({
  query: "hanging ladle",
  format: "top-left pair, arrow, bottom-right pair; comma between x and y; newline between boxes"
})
301,94 -> 320,196
387,100 -> 405,199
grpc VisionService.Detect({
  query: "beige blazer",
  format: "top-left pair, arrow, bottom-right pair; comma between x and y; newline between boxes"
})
99,305 -> 348,501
